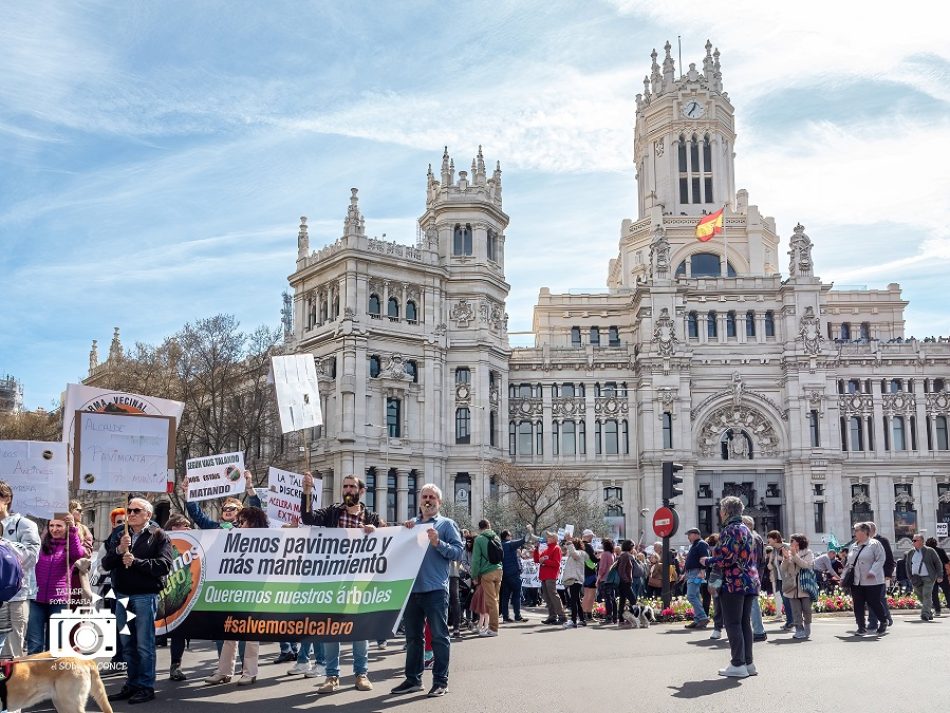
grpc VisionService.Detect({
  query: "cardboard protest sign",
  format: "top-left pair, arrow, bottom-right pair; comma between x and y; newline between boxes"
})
62,383 -> 184,455
155,525 -> 430,642
519,559 -> 541,589
271,355 -> 322,434
266,467 -> 318,525
74,412 -> 176,492
185,452 -> 245,503
564,524 -> 575,539
0,441 -> 70,519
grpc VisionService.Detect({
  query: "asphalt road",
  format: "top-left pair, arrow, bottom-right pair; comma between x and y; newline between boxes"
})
42,607 -> 950,713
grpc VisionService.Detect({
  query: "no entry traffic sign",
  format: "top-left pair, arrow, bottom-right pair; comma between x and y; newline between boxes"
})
652,506 -> 679,538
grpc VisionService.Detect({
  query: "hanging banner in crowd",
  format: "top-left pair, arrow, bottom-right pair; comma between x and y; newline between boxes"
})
266,467 -> 318,525
519,559 -> 541,589
185,452 -> 245,503
155,525 -> 430,642
0,441 -> 70,519
271,355 -> 323,434
74,412 -> 176,492
62,384 -> 184,457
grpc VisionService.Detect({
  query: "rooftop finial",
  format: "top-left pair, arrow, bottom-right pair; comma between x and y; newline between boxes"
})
476,145 -> 486,183
662,40 -> 675,90
703,39 -> 714,78
109,327 -> 123,362
712,47 -> 723,91
344,188 -> 364,238
441,146 -> 451,184
297,216 -> 309,260
88,339 -> 99,373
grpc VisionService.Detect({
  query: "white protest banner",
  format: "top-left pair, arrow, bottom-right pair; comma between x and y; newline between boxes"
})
271,355 -> 322,434
266,467 -> 319,525
155,525 -> 430,642
519,560 -> 541,589
564,524 -> 575,539
74,412 -> 175,492
0,441 -> 70,519
937,522 -> 949,538
62,383 -> 184,456
185,452 -> 245,502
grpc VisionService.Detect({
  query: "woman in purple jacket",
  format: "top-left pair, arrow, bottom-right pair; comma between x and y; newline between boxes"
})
701,496 -> 760,679
27,512 -> 89,653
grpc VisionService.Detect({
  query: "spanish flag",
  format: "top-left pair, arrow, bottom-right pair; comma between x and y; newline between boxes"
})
695,207 -> 724,242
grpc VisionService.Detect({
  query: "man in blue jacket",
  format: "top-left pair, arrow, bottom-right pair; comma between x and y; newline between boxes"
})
392,484 -> 463,699
499,529 -> 529,623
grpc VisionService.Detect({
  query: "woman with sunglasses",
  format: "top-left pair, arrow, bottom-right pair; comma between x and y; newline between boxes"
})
27,512 -> 90,653
206,506 -> 269,686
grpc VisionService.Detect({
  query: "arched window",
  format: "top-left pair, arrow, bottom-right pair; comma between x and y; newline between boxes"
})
320,300 -> 328,323
508,421 -> 516,456
707,310 -> 718,339
590,326 -> 601,346
369,355 -> 380,378
675,253 -> 736,278
690,135 -> 700,172
404,359 -> 418,383
840,323 -> 851,340
604,420 -> 619,455
368,293 -> 381,316
662,412 -> 673,449
746,310 -> 756,337
859,322 -> 870,340
702,135 -> 713,203
487,229 -> 498,262
937,416 -> 949,450
455,407 -> 471,444
561,420 -> 577,455
890,379 -> 903,393
455,367 -> 470,385
764,311 -> 776,337
726,311 -> 737,338
571,326 -> 581,347
387,468 -> 397,524
405,300 -> 418,323
387,297 -> 399,319
386,398 -> 401,438
307,298 -> 316,328
331,295 -> 339,319
608,326 -> 620,347
687,311 -> 699,339
407,470 -> 418,517
892,416 -> 906,450
518,421 -> 533,455
678,134 -> 689,204
453,223 -> 473,256
678,134 -> 688,172
849,416 -> 864,451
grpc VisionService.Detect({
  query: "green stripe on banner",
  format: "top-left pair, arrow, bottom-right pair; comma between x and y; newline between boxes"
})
195,579 -> 415,614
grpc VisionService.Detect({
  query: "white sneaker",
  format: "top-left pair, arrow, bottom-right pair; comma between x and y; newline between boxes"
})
562,620 -> 575,628
287,662 -> 311,675
304,664 -> 326,678
718,665 -> 749,678
746,664 -> 758,676
478,629 -> 498,637
709,629 -> 722,640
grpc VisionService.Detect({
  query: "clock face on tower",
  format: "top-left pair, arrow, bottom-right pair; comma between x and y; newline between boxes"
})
682,101 -> 705,119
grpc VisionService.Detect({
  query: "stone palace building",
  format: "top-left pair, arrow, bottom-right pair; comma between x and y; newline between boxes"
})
287,41 -> 950,550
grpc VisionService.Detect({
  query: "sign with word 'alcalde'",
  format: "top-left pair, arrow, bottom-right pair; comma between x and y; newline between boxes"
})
155,526 -> 430,642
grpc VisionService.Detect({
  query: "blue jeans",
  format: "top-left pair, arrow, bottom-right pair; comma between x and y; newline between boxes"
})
116,592 -> 158,691
403,589 -> 450,687
27,601 -> 66,655
685,572 -> 709,622
751,595 -> 766,635
279,641 -> 299,655
296,639 -> 326,666
499,573 -> 522,620
776,587 -> 793,626
324,640 -> 368,677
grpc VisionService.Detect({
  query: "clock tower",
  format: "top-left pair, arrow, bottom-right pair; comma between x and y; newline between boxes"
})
633,40 -> 737,219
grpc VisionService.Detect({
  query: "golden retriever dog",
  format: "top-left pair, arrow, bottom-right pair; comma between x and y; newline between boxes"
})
2,653 -> 112,713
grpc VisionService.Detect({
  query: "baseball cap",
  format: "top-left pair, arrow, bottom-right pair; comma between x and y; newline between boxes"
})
685,527 -> 701,536
582,529 -> 594,538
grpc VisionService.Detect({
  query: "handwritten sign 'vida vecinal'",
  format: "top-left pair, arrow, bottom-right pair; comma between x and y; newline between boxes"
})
155,525 -> 431,642
0,441 -> 70,519
74,411 -> 176,492
185,452 -> 245,503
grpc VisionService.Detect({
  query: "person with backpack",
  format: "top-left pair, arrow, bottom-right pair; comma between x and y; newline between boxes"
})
470,519 -> 504,635
0,480 -> 39,657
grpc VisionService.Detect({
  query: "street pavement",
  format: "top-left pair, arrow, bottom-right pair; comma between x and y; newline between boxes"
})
41,607 -> 950,713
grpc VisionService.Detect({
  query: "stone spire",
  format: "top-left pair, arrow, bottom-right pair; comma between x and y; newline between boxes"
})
88,339 -> 99,374
440,146 -> 451,185
475,145 -> 486,185
449,158 -> 455,185
343,188 -> 365,238
650,48 -> 662,95
297,216 -> 309,261
109,328 -> 123,362
703,39 -> 714,78
712,47 -> 723,92
662,41 -> 675,91
491,160 -> 503,205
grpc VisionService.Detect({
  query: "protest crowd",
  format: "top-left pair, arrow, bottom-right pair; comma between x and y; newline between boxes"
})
0,467 -> 947,706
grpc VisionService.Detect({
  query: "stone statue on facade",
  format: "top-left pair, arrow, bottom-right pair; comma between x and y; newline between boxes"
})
787,222 -> 814,278
649,225 -> 671,279
729,429 -> 750,459
731,371 -> 743,408
652,308 -> 677,356
799,306 -> 824,355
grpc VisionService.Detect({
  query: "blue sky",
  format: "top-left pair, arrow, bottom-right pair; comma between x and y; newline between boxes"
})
2,1 -> 949,409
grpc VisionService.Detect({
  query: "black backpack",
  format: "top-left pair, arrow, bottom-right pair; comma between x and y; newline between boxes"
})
485,535 -> 504,565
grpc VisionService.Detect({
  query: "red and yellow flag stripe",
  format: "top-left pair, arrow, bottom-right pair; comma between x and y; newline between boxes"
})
695,207 -> 724,242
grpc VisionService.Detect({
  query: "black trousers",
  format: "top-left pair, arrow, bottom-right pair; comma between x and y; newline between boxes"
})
567,583 -> 583,623
852,584 -> 887,629
719,591 -> 755,667
617,581 -> 637,616
932,575 -> 950,612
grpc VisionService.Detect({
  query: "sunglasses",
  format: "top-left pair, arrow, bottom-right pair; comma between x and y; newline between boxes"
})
127,508 -> 146,515
114,520 -> 126,526
222,506 -> 240,512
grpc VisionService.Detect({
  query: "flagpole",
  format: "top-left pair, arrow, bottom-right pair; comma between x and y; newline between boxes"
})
721,203 -> 728,277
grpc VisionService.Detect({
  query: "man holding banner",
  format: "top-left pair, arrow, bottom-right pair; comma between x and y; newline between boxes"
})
394,484 -> 463,699
102,498 -> 174,705
300,472 -> 381,694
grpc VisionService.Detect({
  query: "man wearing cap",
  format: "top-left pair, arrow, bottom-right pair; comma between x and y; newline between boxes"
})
683,527 -> 711,629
